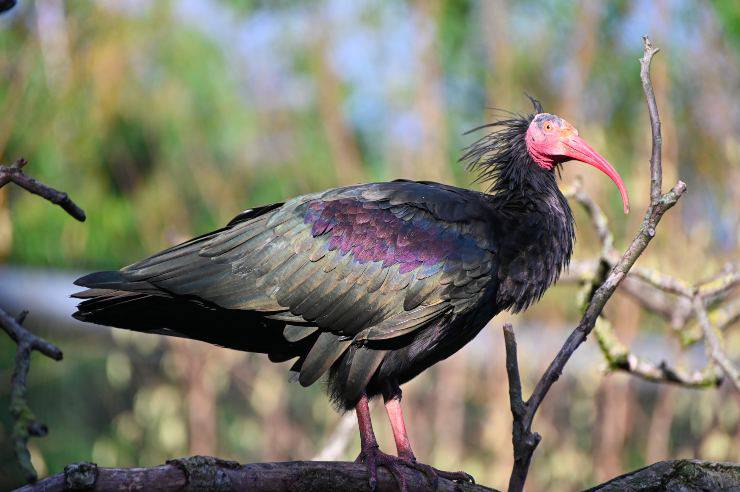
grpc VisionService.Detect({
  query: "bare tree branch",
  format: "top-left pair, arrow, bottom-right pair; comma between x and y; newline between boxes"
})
502,324 -> 540,492
593,316 -> 721,388
15,456 -> 497,492
693,296 -> 740,392
565,176 -> 613,256
566,167 -> 737,384
640,36 -> 662,204
1,157 -> 81,482
564,126 -> 738,386
504,36 -> 687,492
680,298 -> 740,347
630,266 -> 693,297
0,308 -> 63,483
0,158 -> 85,221
587,459 -> 740,491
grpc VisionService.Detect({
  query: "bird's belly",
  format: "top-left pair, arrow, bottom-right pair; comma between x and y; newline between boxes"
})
372,304 -> 499,390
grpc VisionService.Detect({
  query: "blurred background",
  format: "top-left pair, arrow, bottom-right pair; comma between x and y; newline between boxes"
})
1,1 -> 739,490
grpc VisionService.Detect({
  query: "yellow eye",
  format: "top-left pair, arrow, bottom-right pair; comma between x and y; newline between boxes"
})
544,122 -> 553,131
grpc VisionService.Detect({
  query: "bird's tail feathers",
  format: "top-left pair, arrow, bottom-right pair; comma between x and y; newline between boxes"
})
72,274 -> 314,361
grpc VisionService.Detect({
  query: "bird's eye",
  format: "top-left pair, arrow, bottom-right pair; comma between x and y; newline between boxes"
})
544,122 -> 553,131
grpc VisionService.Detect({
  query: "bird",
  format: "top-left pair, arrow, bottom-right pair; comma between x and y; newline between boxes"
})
73,97 -> 629,490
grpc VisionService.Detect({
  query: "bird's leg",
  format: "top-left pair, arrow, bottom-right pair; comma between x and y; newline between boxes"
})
354,392 -> 408,491
382,383 -> 415,461
382,381 -> 475,485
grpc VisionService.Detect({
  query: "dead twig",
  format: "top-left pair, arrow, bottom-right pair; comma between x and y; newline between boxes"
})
680,298 -> 740,347
593,317 -> 721,388
1,157 -> 80,482
640,36 -> 662,204
693,296 -> 740,392
0,158 -> 85,221
504,36 -> 687,492
0,308 -> 63,483
502,324 -> 540,491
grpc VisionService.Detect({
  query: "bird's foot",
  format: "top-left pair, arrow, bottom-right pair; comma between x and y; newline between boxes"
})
356,444 -> 410,491
396,452 -> 475,487
356,445 -> 474,491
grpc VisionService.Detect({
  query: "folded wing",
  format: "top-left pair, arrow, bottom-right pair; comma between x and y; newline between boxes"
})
74,181 -> 498,390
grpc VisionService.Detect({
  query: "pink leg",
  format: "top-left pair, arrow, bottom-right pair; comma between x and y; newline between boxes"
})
383,384 -> 475,485
384,394 -> 415,460
355,393 -> 378,451
354,393 -> 409,491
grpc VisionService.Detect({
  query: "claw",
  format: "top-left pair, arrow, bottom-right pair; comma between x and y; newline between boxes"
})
356,446 -> 474,491
356,445 -> 409,492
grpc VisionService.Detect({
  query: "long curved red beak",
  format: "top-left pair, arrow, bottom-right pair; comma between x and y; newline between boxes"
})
563,136 -> 630,213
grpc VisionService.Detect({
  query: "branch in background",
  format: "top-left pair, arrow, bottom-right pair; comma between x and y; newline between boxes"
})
680,298 -> 740,347
1,157 -> 82,482
504,36 -> 687,492
0,309 -> 63,483
568,184 -> 738,382
565,137 -> 738,385
561,262 -> 688,324
565,185 -> 734,385
621,277 -> 693,327
15,456 -> 497,492
593,317 -> 721,388
566,176 -> 613,256
0,158 -> 86,222
693,296 -> 740,392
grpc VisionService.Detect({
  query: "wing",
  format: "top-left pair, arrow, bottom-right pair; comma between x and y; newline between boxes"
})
98,181 -> 498,387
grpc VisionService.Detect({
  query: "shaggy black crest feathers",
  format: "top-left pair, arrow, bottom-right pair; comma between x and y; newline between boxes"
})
460,96 -> 557,194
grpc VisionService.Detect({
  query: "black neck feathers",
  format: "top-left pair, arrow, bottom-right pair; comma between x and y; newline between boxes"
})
461,111 -> 575,311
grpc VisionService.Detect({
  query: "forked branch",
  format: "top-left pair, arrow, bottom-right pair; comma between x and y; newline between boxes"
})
1,158 -> 81,482
693,296 -> 740,391
504,36 -> 687,492
0,310 -> 63,483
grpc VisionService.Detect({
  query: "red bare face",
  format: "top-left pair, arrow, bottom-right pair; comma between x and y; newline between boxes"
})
526,113 -> 630,213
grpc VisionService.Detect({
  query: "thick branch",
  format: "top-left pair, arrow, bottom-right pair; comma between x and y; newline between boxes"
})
1,308 -> 63,483
0,158 -> 85,221
587,460 -> 740,491
15,456 -> 497,492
